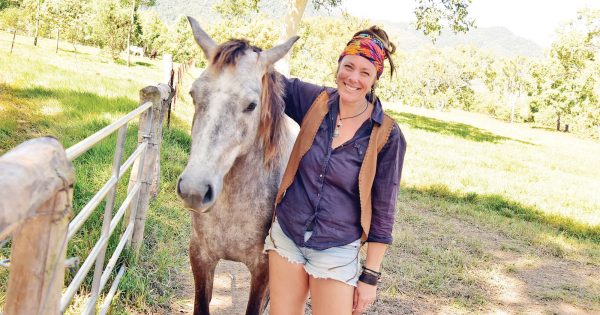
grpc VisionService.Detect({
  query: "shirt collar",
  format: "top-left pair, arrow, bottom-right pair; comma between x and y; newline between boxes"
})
328,90 -> 384,125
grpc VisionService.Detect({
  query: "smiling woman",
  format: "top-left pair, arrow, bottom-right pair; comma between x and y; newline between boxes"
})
265,25 -> 406,315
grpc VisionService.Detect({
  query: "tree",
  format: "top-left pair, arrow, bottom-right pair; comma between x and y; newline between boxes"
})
497,56 -> 530,123
138,10 -> 167,55
93,0 -> 130,59
414,0 -> 474,40
126,0 -> 154,66
0,0 -> 22,11
530,8 -> 600,133
0,7 -> 25,53
273,0 -> 474,74
44,0 -> 89,53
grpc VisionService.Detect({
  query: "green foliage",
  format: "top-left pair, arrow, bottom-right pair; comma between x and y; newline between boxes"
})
213,0 -> 258,18
414,0 -> 475,41
44,0 -> 90,46
93,0 -> 131,58
528,8 -> 600,135
0,0 -> 21,11
0,6 -> 25,30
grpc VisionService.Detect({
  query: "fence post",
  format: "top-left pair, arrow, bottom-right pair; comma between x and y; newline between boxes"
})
0,137 -> 74,315
129,83 -> 172,256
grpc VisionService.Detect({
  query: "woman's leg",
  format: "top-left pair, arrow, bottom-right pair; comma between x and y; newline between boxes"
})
268,250 -> 309,315
309,277 -> 354,315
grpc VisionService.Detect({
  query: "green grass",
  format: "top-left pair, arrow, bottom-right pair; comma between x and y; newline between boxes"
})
388,110 -> 600,227
2,30 -> 600,314
0,31 -> 192,313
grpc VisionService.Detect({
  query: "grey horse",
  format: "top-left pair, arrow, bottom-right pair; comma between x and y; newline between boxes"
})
176,17 -> 299,315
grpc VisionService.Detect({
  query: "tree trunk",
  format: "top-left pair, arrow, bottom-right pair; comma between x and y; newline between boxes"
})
10,29 -> 16,54
275,0 -> 308,75
55,29 -> 59,53
556,115 -> 561,131
509,92 -> 519,123
127,0 -> 136,67
564,124 -> 569,132
33,0 -> 40,46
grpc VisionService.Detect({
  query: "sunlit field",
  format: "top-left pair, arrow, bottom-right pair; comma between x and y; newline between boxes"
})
1,30 -> 599,313
0,30 -> 193,313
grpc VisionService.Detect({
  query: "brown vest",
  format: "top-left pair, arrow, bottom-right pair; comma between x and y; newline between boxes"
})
274,91 -> 395,242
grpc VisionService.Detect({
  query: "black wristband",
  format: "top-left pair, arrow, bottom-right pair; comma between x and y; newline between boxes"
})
358,271 -> 379,285
362,266 -> 381,276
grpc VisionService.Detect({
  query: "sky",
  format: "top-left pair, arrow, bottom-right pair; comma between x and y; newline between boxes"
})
341,0 -> 600,48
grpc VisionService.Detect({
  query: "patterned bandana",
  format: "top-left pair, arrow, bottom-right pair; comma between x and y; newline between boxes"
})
338,33 -> 386,78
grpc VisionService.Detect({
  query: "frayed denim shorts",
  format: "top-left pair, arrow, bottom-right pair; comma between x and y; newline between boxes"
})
264,218 -> 362,287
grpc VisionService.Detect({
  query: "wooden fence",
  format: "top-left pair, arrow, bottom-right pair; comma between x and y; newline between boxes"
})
0,83 -> 173,314
166,58 -> 194,129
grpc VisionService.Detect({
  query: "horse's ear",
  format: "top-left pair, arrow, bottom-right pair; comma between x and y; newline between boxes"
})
188,16 -> 217,61
260,36 -> 300,67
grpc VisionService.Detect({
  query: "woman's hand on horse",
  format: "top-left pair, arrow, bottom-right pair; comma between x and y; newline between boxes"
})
352,280 -> 377,314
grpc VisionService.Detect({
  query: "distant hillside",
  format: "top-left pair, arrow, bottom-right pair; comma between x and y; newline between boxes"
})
381,21 -> 544,57
147,0 -> 317,24
146,1 -> 543,58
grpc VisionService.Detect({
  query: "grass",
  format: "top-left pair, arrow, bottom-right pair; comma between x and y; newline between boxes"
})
0,31 -> 192,313
1,30 -> 600,313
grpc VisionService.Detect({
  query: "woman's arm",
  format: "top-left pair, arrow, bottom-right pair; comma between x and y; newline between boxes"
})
353,242 -> 387,314
366,123 -> 407,245
353,124 -> 407,314
364,242 -> 387,271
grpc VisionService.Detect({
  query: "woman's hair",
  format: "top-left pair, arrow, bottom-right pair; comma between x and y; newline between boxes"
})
352,26 -> 396,77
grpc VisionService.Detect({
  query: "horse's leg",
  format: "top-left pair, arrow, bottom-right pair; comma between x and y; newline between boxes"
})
190,240 -> 218,315
245,256 -> 269,315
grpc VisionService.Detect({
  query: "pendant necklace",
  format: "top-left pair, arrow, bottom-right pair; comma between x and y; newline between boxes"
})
334,100 -> 369,138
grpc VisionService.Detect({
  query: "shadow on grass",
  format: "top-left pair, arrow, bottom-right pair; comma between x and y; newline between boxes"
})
404,184 -> 600,243
388,110 -> 532,145
135,61 -> 153,67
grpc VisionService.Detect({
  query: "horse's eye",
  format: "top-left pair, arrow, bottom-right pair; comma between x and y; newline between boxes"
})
244,102 -> 257,113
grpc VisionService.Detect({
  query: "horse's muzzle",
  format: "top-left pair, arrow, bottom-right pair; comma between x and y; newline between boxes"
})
177,176 -> 215,211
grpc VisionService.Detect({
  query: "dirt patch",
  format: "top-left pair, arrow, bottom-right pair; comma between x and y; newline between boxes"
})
169,260 -> 251,314
399,205 -> 600,314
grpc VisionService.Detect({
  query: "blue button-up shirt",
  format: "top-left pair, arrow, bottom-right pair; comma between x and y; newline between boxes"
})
276,77 -> 407,250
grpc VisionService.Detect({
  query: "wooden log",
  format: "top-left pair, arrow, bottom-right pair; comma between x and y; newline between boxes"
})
0,137 -> 74,240
128,84 -> 173,256
0,137 -> 74,315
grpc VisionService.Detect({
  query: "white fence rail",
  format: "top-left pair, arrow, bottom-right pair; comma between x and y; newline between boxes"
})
0,83 -> 173,314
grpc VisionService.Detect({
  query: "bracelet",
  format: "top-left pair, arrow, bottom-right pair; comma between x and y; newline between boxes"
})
358,271 -> 379,286
362,266 -> 381,276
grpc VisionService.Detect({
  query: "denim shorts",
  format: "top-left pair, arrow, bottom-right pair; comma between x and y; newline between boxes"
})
264,218 -> 362,287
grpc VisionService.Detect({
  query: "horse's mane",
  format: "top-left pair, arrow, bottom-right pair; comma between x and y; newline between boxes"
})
212,39 -> 286,168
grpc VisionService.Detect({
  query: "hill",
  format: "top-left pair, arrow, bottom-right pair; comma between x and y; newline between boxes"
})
146,0 -> 543,57
382,21 -> 544,57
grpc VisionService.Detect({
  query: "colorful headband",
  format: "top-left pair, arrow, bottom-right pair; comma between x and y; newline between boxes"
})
338,33 -> 387,78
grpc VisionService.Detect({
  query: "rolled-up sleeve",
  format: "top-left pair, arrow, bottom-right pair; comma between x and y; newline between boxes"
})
367,123 -> 407,244
282,76 -> 326,124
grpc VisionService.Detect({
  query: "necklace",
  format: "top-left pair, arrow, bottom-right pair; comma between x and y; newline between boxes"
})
334,100 -> 369,138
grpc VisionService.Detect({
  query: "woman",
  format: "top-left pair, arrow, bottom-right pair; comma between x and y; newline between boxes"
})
264,26 -> 407,315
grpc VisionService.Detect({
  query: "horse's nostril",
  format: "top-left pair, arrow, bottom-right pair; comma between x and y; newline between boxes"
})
177,177 -> 183,196
203,184 -> 213,204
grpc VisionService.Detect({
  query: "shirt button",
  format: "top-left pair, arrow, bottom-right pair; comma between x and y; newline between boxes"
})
319,174 -> 323,178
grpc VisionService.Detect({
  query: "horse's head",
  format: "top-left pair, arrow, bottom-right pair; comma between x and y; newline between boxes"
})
177,17 -> 298,212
